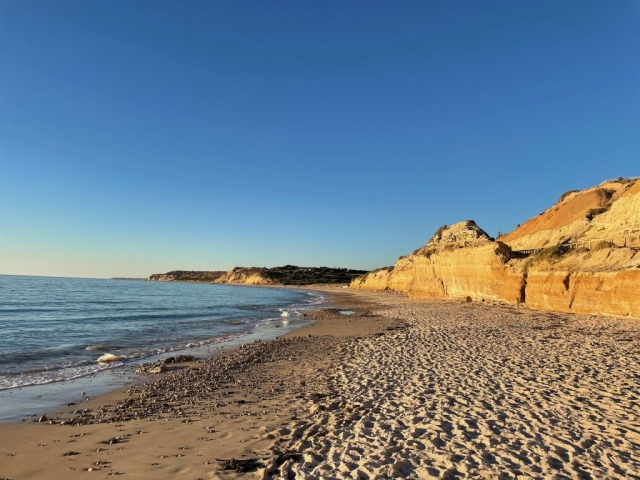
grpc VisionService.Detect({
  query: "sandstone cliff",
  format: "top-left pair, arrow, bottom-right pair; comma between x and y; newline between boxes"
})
499,178 -> 640,250
524,247 -> 640,317
352,221 -> 526,303
352,178 -> 640,318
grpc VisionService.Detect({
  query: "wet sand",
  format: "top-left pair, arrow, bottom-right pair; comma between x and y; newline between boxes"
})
1,288 -> 639,479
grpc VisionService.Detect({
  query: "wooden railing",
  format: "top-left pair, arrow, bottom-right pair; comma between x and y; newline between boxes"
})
513,248 -> 543,255
513,235 -> 640,256
565,236 -> 640,250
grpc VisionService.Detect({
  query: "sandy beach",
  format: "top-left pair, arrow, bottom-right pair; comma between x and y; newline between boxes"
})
1,288 -> 639,479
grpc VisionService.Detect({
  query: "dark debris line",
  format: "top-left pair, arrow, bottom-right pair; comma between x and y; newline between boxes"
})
64,335 -> 341,426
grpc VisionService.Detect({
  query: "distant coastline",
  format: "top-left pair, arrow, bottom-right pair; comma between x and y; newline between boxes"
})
147,265 -> 368,287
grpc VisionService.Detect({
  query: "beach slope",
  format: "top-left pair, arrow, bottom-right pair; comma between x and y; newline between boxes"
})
1,289 -> 638,479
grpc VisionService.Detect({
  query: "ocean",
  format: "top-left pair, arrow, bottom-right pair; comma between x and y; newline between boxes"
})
0,275 -> 321,392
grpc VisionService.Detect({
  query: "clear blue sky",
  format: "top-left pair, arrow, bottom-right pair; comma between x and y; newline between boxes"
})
1,1 -> 639,278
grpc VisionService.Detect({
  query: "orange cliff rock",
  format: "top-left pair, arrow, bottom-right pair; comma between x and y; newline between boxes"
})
499,178 -> 640,249
352,221 -> 525,303
504,177 -> 640,317
524,246 -> 640,317
352,178 -> 640,318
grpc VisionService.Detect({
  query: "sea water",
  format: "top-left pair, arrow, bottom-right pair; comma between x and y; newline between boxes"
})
0,275 -> 321,391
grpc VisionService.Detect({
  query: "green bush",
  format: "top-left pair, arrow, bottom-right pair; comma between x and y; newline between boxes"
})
601,189 -> 615,201
592,240 -> 612,251
429,224 -> 448,243
558,190 -> 578,202
586,207 -> 608,221
535,244 -> 570,262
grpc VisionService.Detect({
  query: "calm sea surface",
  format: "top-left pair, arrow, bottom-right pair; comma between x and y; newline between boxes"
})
0,275 -> 321,390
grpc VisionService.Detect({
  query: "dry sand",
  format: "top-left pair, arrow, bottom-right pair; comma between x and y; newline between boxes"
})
1,288 -> 639,479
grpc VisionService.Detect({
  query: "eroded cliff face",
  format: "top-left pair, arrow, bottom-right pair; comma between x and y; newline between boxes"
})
353,221 -> 526,303
504,178 -> 640,317
524,248 -> 640,317
407,243 -> 524,302
524,269 -> 640,317
499,178 -> 640,250
352,180 -> 640,319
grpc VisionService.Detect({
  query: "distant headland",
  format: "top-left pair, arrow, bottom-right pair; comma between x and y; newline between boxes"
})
148,265 -> 368,286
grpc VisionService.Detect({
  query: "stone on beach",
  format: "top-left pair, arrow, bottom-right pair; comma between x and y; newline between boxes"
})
3,290 -> 639,480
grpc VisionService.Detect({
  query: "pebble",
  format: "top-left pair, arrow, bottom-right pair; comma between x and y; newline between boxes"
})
52,335 -> 338,427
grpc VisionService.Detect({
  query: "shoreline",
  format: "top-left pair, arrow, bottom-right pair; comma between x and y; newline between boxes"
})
0,317 -> 314,423
1,287 -> 638,479
0,287 -> 392,479
0,284 -> 326,423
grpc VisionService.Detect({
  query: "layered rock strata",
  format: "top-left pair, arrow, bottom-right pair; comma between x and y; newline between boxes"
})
352,221 -> 526,304
352,178 -> 640,318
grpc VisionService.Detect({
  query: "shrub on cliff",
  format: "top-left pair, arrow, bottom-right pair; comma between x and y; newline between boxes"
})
528,244 -> 570,265
558,190 -> 579,202
586,207 -> 608,221
412,246 -> 436,258
429,225 -> 448,243
592,240 -> 613,252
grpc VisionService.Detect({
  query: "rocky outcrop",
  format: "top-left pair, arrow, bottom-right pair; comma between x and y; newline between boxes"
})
149,265 -> 368,286
352,221 -> 526,303
407,243 -> 524,302
352,178 -> 640,319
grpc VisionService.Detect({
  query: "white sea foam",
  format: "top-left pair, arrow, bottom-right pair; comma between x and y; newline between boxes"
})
85,344 -> 114,351
0,362 -> 116,390
0,281 -> 328,392
305,291 -> 325,305
97,353 -> 127,363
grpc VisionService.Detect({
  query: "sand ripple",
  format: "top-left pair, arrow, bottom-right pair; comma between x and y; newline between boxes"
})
274,301 -> 640,479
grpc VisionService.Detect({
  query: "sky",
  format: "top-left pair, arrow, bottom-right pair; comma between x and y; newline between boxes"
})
1,1 -> 639,278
